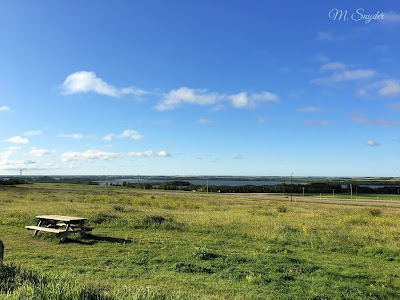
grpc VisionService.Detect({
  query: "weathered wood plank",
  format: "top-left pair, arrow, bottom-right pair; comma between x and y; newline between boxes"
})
36,215 -> 87,222
25,226 -> 65,234
56,223 -> 94,231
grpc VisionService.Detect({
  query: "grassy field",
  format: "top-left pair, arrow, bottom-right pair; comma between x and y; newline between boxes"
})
1,184 -> 400,299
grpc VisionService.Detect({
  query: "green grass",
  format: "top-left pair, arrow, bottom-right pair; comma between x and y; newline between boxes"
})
1,185 -> 400,299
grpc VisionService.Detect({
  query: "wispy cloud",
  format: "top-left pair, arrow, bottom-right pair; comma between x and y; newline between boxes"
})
388,102 -> 400,110
29,147 -> 54,157
234,154 -> 244,160
302,120 -> 330,127
0,159 -> 37,170
312,69 -> 376,85
7,136 -> 29,144
118,129 -> 144,140
58,133 -> 83,139
24,130 -> 42,136
351,114 -> 400,127
365,140 -> 380,147
0,151 -> 15,160
155,87 -> 279,111
229,92 -> 279,109
378,79 -> 400,96
296,106 -> 321,113
358,79 -> 400,98
60,149 -> 169,162
315,31 -> 334,41
0,106 -> 11,111
320,62 -> 347,72
197,119 -> 215,124
381,11 -> 400,23
102,129 -> 144,141
257,117 -> 266,123
61,71 -> 147,97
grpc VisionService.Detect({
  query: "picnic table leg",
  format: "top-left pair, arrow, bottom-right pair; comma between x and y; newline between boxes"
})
34,220 -> 43,236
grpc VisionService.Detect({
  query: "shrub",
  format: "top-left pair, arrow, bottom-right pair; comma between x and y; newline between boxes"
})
112,204 -> 126,212
369,208 -> 382,217
193,247 -> 214,260
276,204 -> 287,213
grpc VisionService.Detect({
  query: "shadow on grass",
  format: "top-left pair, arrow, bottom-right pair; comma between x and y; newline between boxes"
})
60,234 -> 133,245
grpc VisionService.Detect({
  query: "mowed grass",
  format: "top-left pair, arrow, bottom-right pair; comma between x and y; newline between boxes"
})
0,185 -> 400,299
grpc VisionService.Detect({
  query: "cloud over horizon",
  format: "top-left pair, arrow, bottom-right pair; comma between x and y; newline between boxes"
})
60,149 -> 170,162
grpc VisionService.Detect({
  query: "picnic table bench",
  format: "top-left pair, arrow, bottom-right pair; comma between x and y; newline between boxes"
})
26,215 -> 93,237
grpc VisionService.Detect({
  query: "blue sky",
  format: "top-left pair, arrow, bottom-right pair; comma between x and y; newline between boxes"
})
1,1 -> 399,176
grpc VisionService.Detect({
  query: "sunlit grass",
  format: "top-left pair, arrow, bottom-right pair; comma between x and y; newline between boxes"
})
1,185 -> 399,299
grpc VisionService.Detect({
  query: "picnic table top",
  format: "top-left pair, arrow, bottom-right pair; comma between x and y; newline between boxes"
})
35,215 -> 87,222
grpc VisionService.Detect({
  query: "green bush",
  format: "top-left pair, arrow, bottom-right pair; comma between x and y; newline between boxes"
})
276,204 -> 287,213
193,247 -> 214,260
369,208 -> 382,217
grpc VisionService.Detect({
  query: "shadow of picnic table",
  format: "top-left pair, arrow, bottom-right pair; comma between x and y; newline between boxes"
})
61,234 -> 133,245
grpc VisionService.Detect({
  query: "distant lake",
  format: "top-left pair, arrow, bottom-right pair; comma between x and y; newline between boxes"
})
99,179 -> 306,186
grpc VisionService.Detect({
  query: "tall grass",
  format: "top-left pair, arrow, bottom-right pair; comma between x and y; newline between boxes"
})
1,185 -> 399,299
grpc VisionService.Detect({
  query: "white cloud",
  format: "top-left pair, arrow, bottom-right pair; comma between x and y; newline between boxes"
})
157,151 -> 170,157
296,106 -> 321,113
234,154 -> 244,160
58,133 -> 83,139
365,140 -> 379,147
62,71 -> 119,97
315,31 -> 334,41
8,136 -> 29,144
230,92 -> 248,108
29,147 -> 53,157
378,79 -> 400,96
0,151 -> 15,160
313,69 -> 376,84
381,11 -> 400,23
358,79 -> 400,98
102,134 -> 114,141
102,130 -> 144,141
0,106 -> 11,111
388,102 -> 400,110
120,87 -> 148,96
0,159 -> 36,170
351,114 -> 400,127
257,117 -> 266,123
60,149 -> 169,162
302,120 -> 330,127
8,146 -> 21,150
156,87 -> 221,111
118,129 -> 144,140
197,119 -> 215,124
24,130 -> 42,136
156,87 -> 278,111
320,62 -> 347,72
313,60 -> 376,85
229,92 -> 279,109
61,71 -> 147,98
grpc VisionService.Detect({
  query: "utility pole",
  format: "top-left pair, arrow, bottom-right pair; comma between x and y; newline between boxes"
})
207,179 -> 209,194
350,184 -> 352,199
332,189 -> 335,198
302,187 -> 305,196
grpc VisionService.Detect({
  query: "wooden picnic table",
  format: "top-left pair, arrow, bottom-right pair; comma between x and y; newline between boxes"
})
25,215 -> 93,237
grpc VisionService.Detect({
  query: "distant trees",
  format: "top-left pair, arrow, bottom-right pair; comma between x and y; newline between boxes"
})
0,178 -> 26,185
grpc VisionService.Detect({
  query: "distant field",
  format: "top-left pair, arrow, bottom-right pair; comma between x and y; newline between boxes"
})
1,184 -> 399,299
